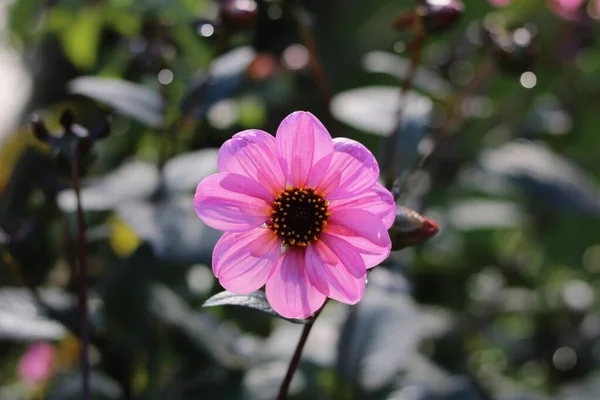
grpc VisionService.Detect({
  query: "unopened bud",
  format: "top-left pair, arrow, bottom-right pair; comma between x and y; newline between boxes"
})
220,0 -> 258,31
417,0 -> 464,34
390,206 -> 438,250
31,115 -> 50,142
59,109 -> 76,134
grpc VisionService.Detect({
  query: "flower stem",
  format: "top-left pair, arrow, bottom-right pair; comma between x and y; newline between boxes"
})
294,5 -> 338,132
382,27 -> 427,189
276,301 -> 328,400
71,147 -> 90,400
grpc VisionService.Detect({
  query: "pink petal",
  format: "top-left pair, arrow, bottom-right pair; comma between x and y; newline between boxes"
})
212,228 -> 281,293
326,209 -> 392,268
329,183 -> 396,229
265,248 -> 326,319
555,0 -> 584,11
488,0 -> 512,6
217,129 -> 286,195
327,208 -> 391,247
549,0 -> 584,18
315,138 -> 379,200
276,111 -> 333,188
18,342 -> 55,384
194,172 -> 273,232
305,236 -> 366,304
330,233 -> 391,268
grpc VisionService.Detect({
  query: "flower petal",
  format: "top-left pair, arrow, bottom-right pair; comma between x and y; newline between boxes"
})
266,248 -> 326,319
329,182 -> 396,229
305,236 -> 366,304
276,111 -> 333,188
217,129 -> 286,194
316,138 -> 379,200
212,228 -> 280,293
326,209 -> 392,268
328,233 -> 391,269
194,172 -> 273,232
327,208 -> 391,247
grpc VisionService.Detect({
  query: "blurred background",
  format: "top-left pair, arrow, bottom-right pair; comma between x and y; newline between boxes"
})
1,0 -> 600,399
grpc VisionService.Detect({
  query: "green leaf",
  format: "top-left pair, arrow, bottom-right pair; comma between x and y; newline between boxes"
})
203,290 -> 307,324
7,0 -> 42,43
68,76 -> 165,127
59,6 -> 104,70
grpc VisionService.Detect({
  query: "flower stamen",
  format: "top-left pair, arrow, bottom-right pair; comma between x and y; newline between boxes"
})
267,187 -> 329,247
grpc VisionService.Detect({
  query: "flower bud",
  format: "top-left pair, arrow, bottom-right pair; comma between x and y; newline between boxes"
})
417,0 -> 464,34
390,206 -> 439,250
30,115 -> 50,143
29,111 -> 111,178
59,109 -> 76,134
220,0 -> 258,31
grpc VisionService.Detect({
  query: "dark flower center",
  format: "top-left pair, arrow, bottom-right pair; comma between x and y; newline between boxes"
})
267,187 -> 329,247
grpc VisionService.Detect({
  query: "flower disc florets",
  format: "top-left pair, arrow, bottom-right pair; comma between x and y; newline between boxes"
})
268,187 -> 330,247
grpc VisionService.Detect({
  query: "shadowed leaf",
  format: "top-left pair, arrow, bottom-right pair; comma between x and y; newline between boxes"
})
203,290 -> 307,324
68,77 -> 164,128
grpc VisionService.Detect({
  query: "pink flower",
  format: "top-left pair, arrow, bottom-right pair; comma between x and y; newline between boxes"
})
18,342 -> 56,385
488,0 -> 513,6
194,111 -> 395,319
489,0 -> 596,20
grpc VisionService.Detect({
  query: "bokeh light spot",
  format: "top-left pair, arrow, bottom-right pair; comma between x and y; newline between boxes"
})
520,71 -> 537,89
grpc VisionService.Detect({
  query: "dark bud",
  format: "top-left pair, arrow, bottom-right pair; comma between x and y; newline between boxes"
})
219,0 -> 258,31
31,115 -> 50,142
482,21 -> 539,75
28,111 -> 110,179
59,109 -> 76,134
417,0 -> 464,34
390,206 -> 438,250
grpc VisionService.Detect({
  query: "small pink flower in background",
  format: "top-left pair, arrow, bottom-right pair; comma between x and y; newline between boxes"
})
489,0 -> 597,19
194,111 -> 396,319
18,342 -> 56,385
488,0 -> 513,7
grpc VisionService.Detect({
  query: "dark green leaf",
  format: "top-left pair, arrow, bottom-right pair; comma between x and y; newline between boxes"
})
151,284 -> 253,368
203,290 -> 307,324
68,76 -> 164,128
46,371 -> 122,400
336,268 -> 421,391
57,161 -> 159,211
0,288 -> 71,341
161,149 -> 218,193
181,47 -> 255,118
116,195 -> 220,264
477,141 -> 600,216
361,51 -> 452,98
330,86 -> 431,175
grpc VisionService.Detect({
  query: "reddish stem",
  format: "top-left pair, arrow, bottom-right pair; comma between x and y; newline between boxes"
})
276,301 -> 328,400
71,146 -> 90,400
